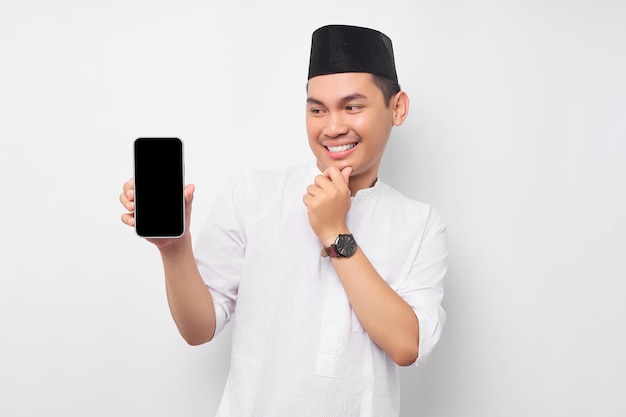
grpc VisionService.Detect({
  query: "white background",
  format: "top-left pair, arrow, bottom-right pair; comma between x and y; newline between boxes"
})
1,0 -> 625,416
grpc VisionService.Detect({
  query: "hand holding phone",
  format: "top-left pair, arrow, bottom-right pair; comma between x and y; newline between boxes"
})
133,138 -> 185,238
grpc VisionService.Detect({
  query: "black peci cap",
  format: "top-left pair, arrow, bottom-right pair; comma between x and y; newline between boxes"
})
307,24 -> 398,82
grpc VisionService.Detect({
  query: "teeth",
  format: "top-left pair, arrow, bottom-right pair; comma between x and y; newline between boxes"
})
327,143 -> 356,153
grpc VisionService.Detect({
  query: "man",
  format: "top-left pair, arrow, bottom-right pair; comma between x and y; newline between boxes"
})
120,24 -> 446,416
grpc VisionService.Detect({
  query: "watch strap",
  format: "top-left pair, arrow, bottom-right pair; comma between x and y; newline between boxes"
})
321,244 -> 340,258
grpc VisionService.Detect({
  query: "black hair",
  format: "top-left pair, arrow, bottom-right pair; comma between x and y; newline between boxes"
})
305,74 -> 401,107
372,75 -> 401,107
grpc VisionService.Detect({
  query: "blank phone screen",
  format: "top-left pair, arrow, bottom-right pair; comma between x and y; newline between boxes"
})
134,138 -> 184,237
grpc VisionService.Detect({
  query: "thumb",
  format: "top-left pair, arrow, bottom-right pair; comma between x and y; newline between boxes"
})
184,184 -> 195,205
184,184 -> 195,218
341,166 -> 353,184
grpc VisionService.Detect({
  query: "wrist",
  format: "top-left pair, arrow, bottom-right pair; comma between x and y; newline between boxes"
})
320,228 -> 350,247
322,232 -> 358,258
157,234 -> 193,256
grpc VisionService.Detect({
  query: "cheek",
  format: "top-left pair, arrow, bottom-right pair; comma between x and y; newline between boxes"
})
306,121 -> 324,151
305,119 -> 316,140
352,114 -> 389,140
306,115 -> 322,132
348,116 -> 369,138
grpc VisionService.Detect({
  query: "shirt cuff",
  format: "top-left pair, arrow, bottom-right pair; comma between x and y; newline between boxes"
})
413,307 -> 442,367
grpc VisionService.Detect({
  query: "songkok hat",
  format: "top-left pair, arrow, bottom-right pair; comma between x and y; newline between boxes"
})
307,24 -> 398,82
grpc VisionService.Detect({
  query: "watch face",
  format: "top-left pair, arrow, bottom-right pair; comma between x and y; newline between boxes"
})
336,234 -> 357,257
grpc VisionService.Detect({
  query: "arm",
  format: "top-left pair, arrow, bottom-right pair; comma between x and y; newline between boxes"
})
120,179 -> 216,345
159,236 -> 217,346
329,246 -> 419,366
303,168 -> 419,366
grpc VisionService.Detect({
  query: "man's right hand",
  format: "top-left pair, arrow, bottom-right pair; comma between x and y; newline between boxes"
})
119,178 -> 196,250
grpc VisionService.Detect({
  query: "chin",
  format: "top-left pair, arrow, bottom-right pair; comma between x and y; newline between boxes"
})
324,161 -> 353,173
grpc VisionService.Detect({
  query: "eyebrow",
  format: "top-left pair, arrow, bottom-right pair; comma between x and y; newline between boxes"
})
306,93 -> 369,107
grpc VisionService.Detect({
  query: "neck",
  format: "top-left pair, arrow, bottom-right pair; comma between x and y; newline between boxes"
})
348,175 -> 378,197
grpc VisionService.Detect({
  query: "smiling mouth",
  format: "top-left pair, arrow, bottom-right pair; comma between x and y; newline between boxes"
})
326,143 -> 357,153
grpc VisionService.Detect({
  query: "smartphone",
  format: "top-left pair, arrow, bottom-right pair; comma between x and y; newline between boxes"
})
133,138 -> 185,238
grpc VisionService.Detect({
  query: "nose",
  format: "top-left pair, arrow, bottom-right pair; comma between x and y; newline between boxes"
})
322,111 -> 349,138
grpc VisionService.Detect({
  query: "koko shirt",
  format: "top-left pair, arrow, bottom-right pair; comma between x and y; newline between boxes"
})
194,164 -> 447,417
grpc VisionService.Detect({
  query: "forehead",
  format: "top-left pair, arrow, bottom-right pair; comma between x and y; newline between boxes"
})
307,72 -> 382,102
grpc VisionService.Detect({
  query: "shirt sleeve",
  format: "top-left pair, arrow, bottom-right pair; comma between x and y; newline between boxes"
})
193,174 -> 247,337
396,207 -> 448,367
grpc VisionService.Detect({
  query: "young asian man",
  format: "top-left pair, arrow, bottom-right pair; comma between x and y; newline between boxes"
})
120,24 -> 447,417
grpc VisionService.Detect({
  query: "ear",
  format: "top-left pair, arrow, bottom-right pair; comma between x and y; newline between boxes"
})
391,91 -> 409,126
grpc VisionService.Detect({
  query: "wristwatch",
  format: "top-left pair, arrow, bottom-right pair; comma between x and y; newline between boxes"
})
321,233 -> 357,258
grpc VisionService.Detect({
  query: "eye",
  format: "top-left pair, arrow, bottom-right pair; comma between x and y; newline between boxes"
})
309,107 -> 325,116
346,105 -> 362,112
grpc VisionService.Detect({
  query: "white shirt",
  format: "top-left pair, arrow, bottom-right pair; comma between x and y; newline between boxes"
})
195,165 -> 447,417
